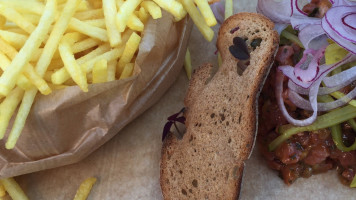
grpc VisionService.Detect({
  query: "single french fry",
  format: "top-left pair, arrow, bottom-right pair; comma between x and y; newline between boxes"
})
117,32 -> 141,75
5,28 -> 28,35
116,0 -> 143,32
6,88 -> 37,149
141,1 -> 162,19
127,14 -> 144,32
103,0 -> 122,47
69,18 -> 108,42
0,0 -> 45,15
138,7 -> 149,23
0,5 -> 37,34
0,87 -> 24,139
72,38 -> 101,54
0,0 -> 55,97
184,48 -> 192,79
0,51 -> 32,90
51,43 -> 111,84
0,178 -> 29,200
22,14 -> 42,25
0,183 -> 6,197
0,38 -> 51,95
83,19 -> 106,29
6,0 -> 81,149
0,30 -> 28,50
153,0 -> 186,21
194,0 -> 217,26
59,40 -> 88,92
225,0 -> 233,19
119,63 -> 134,79
74,8 -> 104,20
178,0 -> 214,41
59,0 -> 89,12
73,177 -> 97,200
107,60 -> 117,81
92,59 -> 108,83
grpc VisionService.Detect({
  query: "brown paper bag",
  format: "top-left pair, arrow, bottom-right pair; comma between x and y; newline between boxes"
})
0,12 -> 193,178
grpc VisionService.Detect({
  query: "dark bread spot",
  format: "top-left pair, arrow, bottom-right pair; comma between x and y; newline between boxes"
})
192,179 -> 198,187
228,138 -> 232,143
182,189 -> 187,195
238,113 -> 242,124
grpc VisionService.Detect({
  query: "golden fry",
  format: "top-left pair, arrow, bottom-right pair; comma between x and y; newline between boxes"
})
119,63 -> 134,79
74,8 -> 104,20
83,19 -> 106,29
59,40 -> 88,92
117,32 -> 141,75
107,60 -> 117,81
0,87 -> 24,139
127,14 -> 144,32
178,0 -> 214,41
184,48 -> 192,79
0,6 -> 37,34
141,1 -> 162,19
153,0 -> 186,21
0,183 -> 5,197
92,59 -> 108,83
1,0 -> 44,15
103,0 -> 122,46
73,177 -> 97,200
116,0 -> 143,32
0,30 -> 28,50
225,0 -> 233,19
194,0 -> 217,26
69,18 -> 108,42
0,178 -> 29,200
72,38 -> 101,54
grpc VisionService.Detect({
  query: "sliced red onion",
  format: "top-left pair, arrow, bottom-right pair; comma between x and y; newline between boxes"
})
280,53 -> 356,89
323,65 -> 356,88
332,0 -> 356,6
288,79 -> 350,95
294,48 -> 325,83
257,0 -> 292,24
210,0 -> 225,24
276,70 -> 319,126
298,24 -> 329,50
289,87 -> 356,111
324,6 -> 356,43
322,6 -> 356,54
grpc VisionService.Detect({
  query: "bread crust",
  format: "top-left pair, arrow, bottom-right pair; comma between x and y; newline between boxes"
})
160,13 -> 279,200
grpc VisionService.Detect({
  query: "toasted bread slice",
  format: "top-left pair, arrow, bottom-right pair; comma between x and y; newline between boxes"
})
160,13 -> 279,199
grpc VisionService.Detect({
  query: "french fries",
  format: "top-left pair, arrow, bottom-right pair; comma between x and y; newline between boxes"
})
0,0 -> 218,149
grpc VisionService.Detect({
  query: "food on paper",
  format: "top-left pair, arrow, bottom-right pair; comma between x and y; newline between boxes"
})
257,0 -> 356,187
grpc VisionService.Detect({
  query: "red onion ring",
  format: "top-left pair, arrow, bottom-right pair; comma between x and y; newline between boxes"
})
298,24 -> 329,50
276,70 -> 319,126
288,80 -> 350,95
257,0 -> 292,24
322,6 -> 356,54
288,87 -> 356,111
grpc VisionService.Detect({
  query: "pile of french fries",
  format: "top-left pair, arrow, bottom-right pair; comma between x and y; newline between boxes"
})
0,0 -> 217,150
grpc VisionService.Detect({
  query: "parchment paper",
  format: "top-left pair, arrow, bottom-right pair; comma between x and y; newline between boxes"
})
8,1 -> 356,200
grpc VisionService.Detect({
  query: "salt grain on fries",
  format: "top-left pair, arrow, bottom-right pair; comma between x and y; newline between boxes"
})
0,0 -> 218,150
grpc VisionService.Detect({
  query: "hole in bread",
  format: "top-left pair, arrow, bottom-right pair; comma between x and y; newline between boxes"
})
181,189 -> 187,195
238,113 -> 242,124
251,38 -> 262,50
192,179 -> 198,187
236,59 -> 250,76
189,189 -> 193,193
228,138 -> 232,143
210,113 -> 215,118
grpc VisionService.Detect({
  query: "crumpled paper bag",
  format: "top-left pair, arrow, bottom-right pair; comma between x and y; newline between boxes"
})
0,11 -> 192,178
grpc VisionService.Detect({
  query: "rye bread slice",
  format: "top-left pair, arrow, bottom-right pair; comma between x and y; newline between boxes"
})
160,13 -> 279,200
